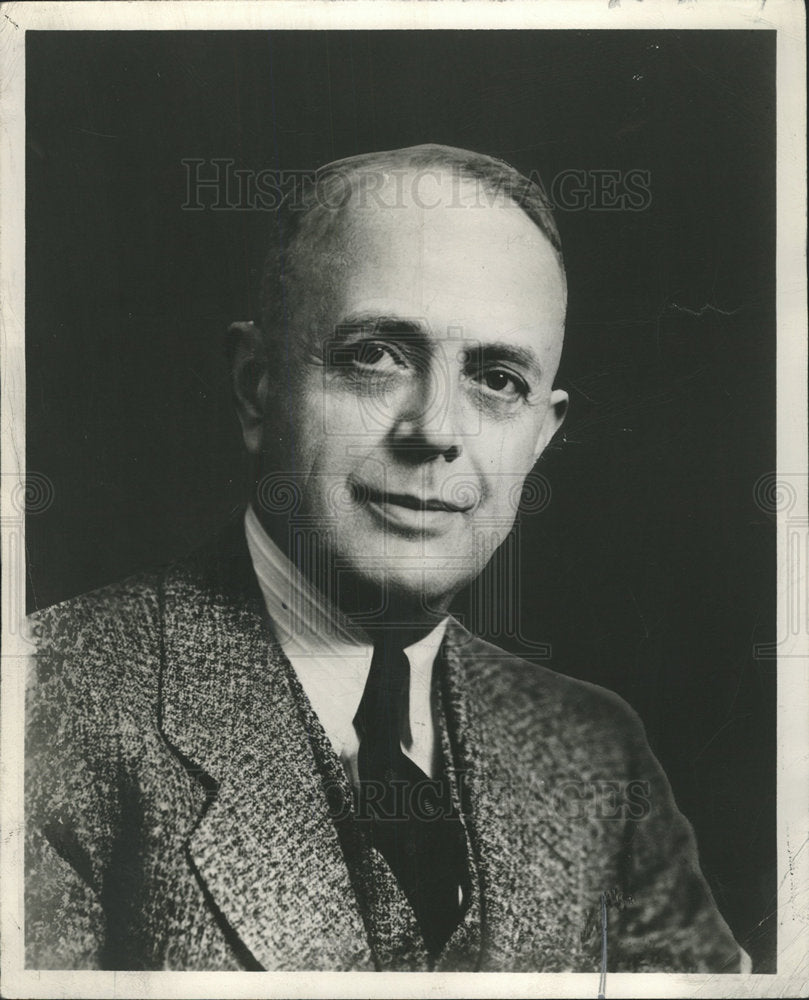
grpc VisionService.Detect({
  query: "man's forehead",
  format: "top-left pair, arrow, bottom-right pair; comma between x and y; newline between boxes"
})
295,170 -> 562,290
336,169 -> 547,245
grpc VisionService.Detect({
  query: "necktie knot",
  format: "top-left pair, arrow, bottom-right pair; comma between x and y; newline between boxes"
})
353,638 -> 410,750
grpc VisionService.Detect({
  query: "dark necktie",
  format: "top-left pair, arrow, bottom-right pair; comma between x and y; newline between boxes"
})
353,634 -> 469,959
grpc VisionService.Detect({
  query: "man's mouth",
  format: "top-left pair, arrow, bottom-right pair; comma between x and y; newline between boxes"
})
350,481 -> 474,533
360,486 -> 473,513
351,483 -> 474,514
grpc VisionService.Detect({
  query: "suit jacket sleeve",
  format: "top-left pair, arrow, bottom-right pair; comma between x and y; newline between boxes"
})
606,700 -> 746,973
25,579 -> 158,970
26,631 -> 110,968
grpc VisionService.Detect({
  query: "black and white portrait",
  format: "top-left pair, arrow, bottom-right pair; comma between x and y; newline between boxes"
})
1,3 -> 806,997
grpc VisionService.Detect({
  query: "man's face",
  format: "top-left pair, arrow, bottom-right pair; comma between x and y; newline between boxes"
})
261,172 -> 567,610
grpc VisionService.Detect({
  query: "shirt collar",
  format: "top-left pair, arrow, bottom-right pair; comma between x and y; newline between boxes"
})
244,503 -> 368,654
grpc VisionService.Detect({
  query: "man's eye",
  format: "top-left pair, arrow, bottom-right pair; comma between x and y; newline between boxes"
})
352,341 -> 402,370
477,368 -> 528,399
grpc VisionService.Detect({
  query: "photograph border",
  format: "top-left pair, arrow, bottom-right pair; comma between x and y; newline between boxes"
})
2,2 -> 806,998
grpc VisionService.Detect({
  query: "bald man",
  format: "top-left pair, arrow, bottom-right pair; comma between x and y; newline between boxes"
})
25,145 -> 747,973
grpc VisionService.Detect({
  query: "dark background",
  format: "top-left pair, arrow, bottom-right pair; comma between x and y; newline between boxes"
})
26,30 -> 776,970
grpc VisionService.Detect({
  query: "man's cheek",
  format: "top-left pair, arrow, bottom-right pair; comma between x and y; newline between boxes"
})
479,442 -> 536,512
311,387 -> 378,445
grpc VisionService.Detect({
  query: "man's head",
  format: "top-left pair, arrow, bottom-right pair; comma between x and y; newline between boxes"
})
232,145 -> 568,619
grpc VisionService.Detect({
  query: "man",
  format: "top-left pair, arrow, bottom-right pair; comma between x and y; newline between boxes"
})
25,144 -> 746,972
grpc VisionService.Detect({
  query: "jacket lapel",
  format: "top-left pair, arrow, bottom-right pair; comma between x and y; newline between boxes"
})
441,620 -> 582,970
441,621 -> 520,964
158,521 -> 373,970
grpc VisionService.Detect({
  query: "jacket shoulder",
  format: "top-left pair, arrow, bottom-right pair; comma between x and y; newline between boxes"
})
28,571 -> 162,690
450,626 -> 646,747
26,572 -> 165,767
30,570 -> 161,636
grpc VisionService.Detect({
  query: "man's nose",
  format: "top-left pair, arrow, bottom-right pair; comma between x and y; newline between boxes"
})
388,359 -> 463,464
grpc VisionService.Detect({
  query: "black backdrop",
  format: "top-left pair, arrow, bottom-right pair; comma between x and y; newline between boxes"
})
26,30 -> 776,970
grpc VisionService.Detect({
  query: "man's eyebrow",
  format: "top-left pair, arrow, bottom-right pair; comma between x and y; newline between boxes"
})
466,342 -> 544,380
333,313 -> 427,339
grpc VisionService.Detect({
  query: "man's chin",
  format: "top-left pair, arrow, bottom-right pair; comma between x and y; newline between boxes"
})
329,558 -> 475,624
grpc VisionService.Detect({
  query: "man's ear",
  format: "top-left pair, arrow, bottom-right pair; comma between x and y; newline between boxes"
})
532,388 -> 569,463
228,321 -> 269,456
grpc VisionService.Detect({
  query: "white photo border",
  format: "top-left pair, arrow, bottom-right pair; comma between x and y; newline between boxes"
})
1,2 -> 806,998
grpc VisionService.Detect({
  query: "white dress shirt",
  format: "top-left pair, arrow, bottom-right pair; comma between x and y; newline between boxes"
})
244,505 -> 448,785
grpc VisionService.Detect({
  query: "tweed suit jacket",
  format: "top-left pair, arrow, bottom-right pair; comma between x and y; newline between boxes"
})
25,518 -> 743,972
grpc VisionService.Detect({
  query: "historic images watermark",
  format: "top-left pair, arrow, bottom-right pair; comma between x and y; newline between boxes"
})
1,473 -> 54,644
324,773 -> 653,824
181,160 -> 652,214
752,472 -> 808,659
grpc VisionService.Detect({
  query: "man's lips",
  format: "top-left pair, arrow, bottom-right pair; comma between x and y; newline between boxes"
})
351,483 -> 474,514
